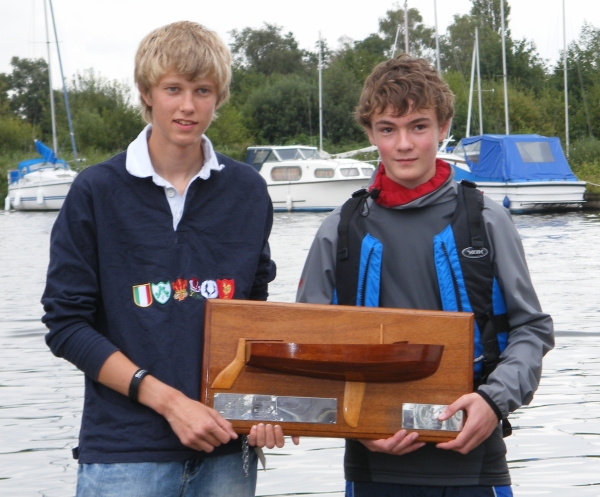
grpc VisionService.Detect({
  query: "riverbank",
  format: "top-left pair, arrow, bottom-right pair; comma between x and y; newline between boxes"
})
583,191 -> 600,209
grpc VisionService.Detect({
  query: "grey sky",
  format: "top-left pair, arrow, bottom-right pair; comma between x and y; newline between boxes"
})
1,0 -> 597,92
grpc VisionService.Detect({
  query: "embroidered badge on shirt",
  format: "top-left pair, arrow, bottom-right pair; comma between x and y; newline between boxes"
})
217,279 -> 235,299
151,281 -> 171,304
133,283 -> 153,307
200,280 -> 219,299
189,278 -> 203,299
172,278 -> 189,301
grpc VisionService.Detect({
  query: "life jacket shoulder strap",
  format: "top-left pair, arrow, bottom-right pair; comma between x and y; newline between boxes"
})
335,189 -> 373,305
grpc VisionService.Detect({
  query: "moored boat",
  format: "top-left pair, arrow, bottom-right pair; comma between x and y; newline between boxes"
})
439,134 -> 586,213
5,140 -> 77,211
244,145 -> 375,212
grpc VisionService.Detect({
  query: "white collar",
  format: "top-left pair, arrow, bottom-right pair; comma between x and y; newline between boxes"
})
125,124 -> 224,183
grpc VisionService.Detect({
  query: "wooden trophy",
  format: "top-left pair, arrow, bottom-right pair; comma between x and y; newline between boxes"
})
201,300 -> 474,442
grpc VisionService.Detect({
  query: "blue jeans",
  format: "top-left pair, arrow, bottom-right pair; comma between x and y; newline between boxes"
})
76,450 -> 257,497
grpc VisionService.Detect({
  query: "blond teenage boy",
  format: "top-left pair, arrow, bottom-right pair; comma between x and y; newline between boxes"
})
297,55 -> 553,497
42,21 -> 283,496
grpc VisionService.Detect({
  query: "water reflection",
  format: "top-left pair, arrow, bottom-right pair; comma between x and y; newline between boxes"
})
0,210 -> 599,496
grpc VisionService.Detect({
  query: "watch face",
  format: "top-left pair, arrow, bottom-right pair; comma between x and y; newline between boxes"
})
200,280 -> 219,299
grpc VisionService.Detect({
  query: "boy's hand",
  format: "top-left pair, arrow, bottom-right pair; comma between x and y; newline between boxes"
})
248,423 -> 300,449
163,394 -> 238,453
436,392 -> 499,454
359,430 -> 425,455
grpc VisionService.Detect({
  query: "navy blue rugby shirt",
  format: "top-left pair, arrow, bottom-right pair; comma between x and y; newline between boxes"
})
41,131 -> 276,464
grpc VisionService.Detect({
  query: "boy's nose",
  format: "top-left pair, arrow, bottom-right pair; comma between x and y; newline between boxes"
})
179,91 -> 194,112
395,130 -> 413,150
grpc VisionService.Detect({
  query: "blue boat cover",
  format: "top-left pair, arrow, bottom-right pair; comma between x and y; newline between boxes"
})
454,134 -> 579,182
17,140 -> 66,174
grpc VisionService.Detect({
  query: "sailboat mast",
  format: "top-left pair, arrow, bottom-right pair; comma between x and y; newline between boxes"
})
433,0 -> 441,73
563,0 -> 569,157
500,0 -> 509,135
476,27 -> 483,135
49,0 -> 78,162
404,1 -> 409,54
318,32 -> 323,153
466,35 -> 477,138
391,25 -> 401,58
43,0 -> 58,155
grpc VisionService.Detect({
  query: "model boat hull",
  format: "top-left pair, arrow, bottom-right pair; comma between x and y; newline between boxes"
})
245,342 -> 444,382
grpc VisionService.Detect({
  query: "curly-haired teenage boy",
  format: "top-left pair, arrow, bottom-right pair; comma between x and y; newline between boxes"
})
42,21 -> 281,496
297,55 -> 554,497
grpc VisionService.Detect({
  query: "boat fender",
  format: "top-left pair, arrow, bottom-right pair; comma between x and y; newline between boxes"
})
14,193 -> 21,208
285,194 -> 293,212
502,196 -> 511,209
4,196 -> 10,211
36,189 -> 44,205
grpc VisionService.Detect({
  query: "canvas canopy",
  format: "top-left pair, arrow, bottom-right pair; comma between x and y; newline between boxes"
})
454,134 -> 578,182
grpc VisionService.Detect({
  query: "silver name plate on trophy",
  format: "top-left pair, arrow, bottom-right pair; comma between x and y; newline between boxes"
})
213,393 -> 337,424
402,403 -> 464,431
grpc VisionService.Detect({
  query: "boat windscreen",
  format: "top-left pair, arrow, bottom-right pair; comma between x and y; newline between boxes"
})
277,149 -> 307,161
300,149 -> 322,160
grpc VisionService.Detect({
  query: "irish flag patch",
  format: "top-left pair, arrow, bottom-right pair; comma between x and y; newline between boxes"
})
133,283 -> 153,307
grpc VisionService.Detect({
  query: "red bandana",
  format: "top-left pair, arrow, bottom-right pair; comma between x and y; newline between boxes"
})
369,159 -> 451,207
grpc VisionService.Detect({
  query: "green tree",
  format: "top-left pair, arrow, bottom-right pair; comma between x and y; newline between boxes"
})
7,57 -> 50,131
243,73 -> 316,144
59,69 -> 142,152
230,24 -> 306,76
0,72 -> 11,116
378,4 -> 436,61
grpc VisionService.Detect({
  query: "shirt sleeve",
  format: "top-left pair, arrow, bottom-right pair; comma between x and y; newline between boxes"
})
478,198 -> 554,417
249,194 -> 277,301
41,176 -> 119,380
296,209 -> 341,304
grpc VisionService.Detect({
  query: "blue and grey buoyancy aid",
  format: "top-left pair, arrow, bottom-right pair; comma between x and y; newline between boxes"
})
335,181 -> 509,386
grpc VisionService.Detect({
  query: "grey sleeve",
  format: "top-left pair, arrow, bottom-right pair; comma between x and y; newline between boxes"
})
478,198 -> 554,417
296,209 -> 342,304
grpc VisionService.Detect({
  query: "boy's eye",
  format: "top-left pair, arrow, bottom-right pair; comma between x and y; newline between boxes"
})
378,127 -> 393,134
166,87 -> 179,93
414,124 -> 427,131
197,87 -> 210,94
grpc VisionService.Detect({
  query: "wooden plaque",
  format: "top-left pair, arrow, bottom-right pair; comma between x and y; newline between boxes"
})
201,300 -> 474,442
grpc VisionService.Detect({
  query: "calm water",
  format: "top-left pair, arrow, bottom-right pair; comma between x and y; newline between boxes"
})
0,209 -> 599,496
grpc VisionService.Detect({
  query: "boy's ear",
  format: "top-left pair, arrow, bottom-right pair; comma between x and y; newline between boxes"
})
139,85 -> 152,107
366,126 -> 376,146
439,119 -> 451,140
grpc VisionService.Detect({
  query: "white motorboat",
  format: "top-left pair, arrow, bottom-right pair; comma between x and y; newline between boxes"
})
6,140 -> 77,211
438,134 -> 586,213
244,146 -> 376,212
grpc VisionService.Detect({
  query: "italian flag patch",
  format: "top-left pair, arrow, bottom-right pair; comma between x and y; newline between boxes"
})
133,283 -> 153,307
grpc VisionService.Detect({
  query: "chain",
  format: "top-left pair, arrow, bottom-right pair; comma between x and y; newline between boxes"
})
241,434 -> 250,477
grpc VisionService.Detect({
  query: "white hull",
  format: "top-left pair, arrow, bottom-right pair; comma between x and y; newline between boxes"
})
268,177 -> 372,211
7,167 -> 76,211
473,180 -> 586,212
438,152 -> 586,213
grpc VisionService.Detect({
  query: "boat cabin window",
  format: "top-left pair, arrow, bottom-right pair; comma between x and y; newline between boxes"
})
455,141 -> 481,163
314,168 -> 334,178
361,167 -> 375,177
271,166 -> 302,181
340,167 -> 360,177
247,150 -> 272,166
516,141 -> 555,163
